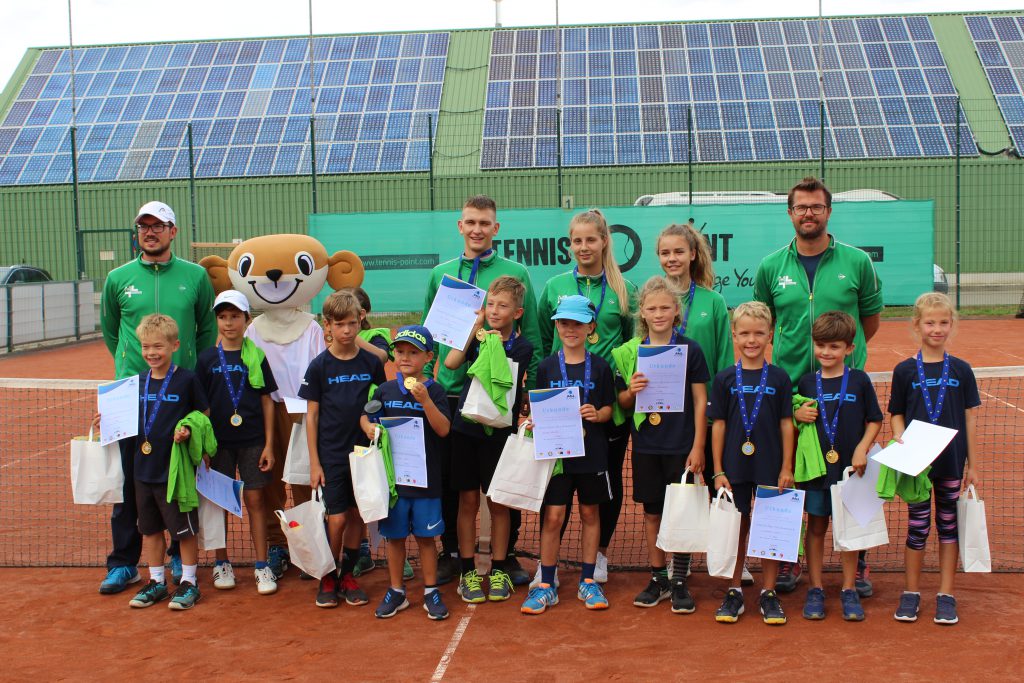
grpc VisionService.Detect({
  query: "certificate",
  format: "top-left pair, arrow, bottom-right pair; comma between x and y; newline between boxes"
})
195,465 -> 244,517
422,274 -> 485,351
746,486 -> 806,563
529,388 -> 585,460
97,375 -> 139,445
870,420 -> 958,476
380,417 -> 428,488
635,344 -> 688,413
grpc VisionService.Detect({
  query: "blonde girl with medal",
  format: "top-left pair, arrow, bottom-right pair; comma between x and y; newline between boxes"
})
889,293 -> 981,626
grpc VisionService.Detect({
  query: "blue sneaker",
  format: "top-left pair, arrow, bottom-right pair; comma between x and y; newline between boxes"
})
128,580 -> 168,608
424,590 -> 450,620
841,589 -> 865,621
375,588 -> 410,618
99,566 -> 141,595
715,588 -> 745,623
521,584 -> 559,615
803,587 -> 826,620
168,580 -> 201,610
268,545 -> 290,580
934,594 -> 958,625
894,592 -> 921,622
577,579 -> 609,610
167,554 -> 183,585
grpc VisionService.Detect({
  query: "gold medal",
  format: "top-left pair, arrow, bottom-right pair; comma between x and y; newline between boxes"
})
475,328 -> 487,342
649,412 -> 661,425
741,440 -> 756,456
230,412 -> 243,427
403,376 -> 419,391
825,449 -> 840,464
587,332 -> 599,344
141,440 -> 152,455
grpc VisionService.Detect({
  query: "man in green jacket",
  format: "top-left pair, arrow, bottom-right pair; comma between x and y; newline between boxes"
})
98,201 -> 217,595
753,177 -> 883,597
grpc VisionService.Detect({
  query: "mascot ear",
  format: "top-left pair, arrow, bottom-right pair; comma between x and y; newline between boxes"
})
327,251 -> 365,291
199,255 -> 232,294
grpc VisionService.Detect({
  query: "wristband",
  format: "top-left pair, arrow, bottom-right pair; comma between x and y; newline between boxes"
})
713,472 -> 726,479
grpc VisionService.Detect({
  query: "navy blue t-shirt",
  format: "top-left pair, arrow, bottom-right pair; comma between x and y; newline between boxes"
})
369,377 -> 451,498
616,338 -> 711,456
453,333 -> 534,439
798,251 -> 824,292
888,355 -> 980,480
195,346 -> 278,448
708,364 -> 793,486
134,367 -> 209,484
796,368 -> 883,489
534,353 -> 615,474
299,348 -> 387,467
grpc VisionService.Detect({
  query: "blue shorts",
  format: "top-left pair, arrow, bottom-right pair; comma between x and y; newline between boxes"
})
379,497 -> 444,539
804,489 -> 832,518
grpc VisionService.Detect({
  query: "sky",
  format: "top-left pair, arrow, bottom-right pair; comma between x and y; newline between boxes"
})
2,1 -> 1022,89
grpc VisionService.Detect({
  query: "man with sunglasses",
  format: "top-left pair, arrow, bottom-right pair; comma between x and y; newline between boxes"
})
98,200 -> 217,595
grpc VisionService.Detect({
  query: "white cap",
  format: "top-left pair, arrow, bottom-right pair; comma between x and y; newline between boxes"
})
214,290 -> 251,313
135,200 -> 176,225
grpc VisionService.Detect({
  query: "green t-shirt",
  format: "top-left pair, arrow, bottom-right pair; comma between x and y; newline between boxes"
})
677,284 -> 734,396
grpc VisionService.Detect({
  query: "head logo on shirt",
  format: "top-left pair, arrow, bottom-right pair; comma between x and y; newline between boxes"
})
328,373 -> 373,385
820,392 -> 857,403
912,378 -> 960,390
140,393 -> 180,402
384,399 -> 423,411
730,385 -> 777,396
778,275 -> 797,289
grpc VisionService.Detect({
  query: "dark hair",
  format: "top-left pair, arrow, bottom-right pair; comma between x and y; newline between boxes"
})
463,195 -> 497,212
345,287 -> 372,330
788,176 -> 832,209
812,310 -> 856,345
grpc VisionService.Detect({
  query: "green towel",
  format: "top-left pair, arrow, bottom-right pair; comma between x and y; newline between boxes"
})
167,411 -> 218,513
467,333 -> 514,414
375,424 -> 399,508
359,328 -> 394,359
876,441 -> 933,503
240,337 -> 266,389
610,337 -> 643,429
792,394 -> 826,483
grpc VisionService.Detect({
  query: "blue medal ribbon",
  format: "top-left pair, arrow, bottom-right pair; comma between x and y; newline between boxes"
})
735,361 -> 769,444
915,351 -> 950,424
458,248 -> 494,286
217,343 -> 246,418
815,365 -> 850,453
643,328 -> 680,346
397,372 -> 434,396
679,281 -> 696,335
558,349 -> 592,405
143,365 -> 176,445
503,329 -> 517,352
573,267 -> 607,319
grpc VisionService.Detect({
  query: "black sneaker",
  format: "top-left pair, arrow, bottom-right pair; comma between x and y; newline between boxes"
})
633,575 -> 671,607
715,588 -> 745,623
316,574 -> 339,608
759,590 -> 787,625
436,552 -> 459,586
267,545 -> 289,580
505,554 -> 531,586
775,562 -> 801,594
670,577 -> 696,614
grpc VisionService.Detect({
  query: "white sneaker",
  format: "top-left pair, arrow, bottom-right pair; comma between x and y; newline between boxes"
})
212,562 -> 236,590
594,552 -> 609,584
529,563 -> 560,589
255,566 -> 278,595
741,564 -> 754,586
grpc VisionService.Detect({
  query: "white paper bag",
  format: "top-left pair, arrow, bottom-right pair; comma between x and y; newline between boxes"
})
831,468 -> 889,552
276,489 -> 335,579
282,417 -> 310,485
349,429 -> 391,523
707,488 -> 742,579
957,484 -> 991,573
70,429 -> 124,504
462,359 -> 519,429
486,423 -> 555,513
656,469 -> 710,553
197,495 -> 226,551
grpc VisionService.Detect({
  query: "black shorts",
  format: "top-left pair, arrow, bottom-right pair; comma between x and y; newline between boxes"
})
135,480 -> 198,540
322,460 -> 356,516
543,471 -> 612,506
213,444 -> 270,489
631,450 -> 687,506
728,482 -> 756,515
450,429 -> 505,493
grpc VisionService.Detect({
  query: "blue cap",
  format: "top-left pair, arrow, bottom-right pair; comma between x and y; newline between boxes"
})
392,325 -> 433,351
552,295 -> 597,323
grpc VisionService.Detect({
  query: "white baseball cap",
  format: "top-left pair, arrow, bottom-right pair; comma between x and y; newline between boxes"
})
135,200 -> 176,225
214,290 -> 251,314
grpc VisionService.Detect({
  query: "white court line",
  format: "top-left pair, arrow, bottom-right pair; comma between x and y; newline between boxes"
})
430,603 -> 476,682
980,390 -> 1024,415
0,441 -> 68,469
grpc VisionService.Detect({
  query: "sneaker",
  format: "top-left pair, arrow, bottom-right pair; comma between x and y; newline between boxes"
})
578,579 -> 609,610
934,594 -> 959,625
212,562 -> 236,590
167,554 -> 183,585
594,552 -> 609,584
803,587 -> 826,620
841,588 -> 865,621
894,592 -> 921,622
521,584 -> 559,614
316,574 -> 339,608
759,589 -> 787,625
741,564 -> 755,587
436,553 -> 459,586
268,545 -> 289,580
168,580 -> 201,610
633,575 -> 671,608
529,564 -> 560,589
715,588 -> 745,623
505,555 -> 531,586
670,577 -> 696,614
128,580 -> 168,608
353,554 -> 376,578
855,559 -> 874,598
100,566 -> 141,595
375,588 -> 410,618
457,569 -> 486,604
424,590 -> 450,620
488,569 -> 513,602
254,566 -> 278,595
775,562 -> 801,594
339,573 -> 369,606
403,559 -> 415,581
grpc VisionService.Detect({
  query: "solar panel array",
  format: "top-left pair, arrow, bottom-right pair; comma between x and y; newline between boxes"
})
482,17 -> 976,169
965,15 -> 1024,150
0,33 -> 449,185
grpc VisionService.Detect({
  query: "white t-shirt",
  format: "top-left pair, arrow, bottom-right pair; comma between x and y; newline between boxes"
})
245,320 -> 326,403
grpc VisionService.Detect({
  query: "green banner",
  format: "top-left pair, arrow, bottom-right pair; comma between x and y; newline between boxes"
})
310,201 -> 933,311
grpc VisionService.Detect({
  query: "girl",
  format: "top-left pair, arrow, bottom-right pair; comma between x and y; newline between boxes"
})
888,292 -> 980,625
615,276 -> 709,614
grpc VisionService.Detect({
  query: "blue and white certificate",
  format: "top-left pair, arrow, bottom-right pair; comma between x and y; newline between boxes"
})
422,274 -> 486,351
97,375 -> 139,445
529,387 -> 585,460
380,417 -> 428,488
195,464 -> 244,517
746,486 -> 806,563
635,344 -> 688,414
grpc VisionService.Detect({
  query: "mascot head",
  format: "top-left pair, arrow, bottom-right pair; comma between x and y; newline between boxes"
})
200,234 -> 364,311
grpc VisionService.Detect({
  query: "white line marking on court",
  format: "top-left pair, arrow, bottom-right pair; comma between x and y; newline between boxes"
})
430,603 -> 476,682
1,442 -> 67,470
980,390 -> 1024,415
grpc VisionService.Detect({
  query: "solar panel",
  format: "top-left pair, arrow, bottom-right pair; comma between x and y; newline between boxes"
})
0,32 -> 449,184
965,15 -> 1024,149
483,18 -> 975,168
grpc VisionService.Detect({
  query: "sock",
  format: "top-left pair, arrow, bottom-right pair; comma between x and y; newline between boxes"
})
673,553 -> 691,576
938,593 -> 954,598
150,565 -> 166,584
460,557 -> 476,576
424,585 -> 438,596
904,591 -> 921,596
340,547 -> 359,576
652,565 -> 668,580
392,585 -> 406,594
541,564 -> 557,586
581,562 -> 596,582
730,586 -> 742,594
254,561 -> 268,570
182,564 -> 198,585
359,538 -> 370,556
491,557 -> 508,573
215,559 -> 229,567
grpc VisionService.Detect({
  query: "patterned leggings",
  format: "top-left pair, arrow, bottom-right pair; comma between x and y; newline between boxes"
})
906,479 -> 962,551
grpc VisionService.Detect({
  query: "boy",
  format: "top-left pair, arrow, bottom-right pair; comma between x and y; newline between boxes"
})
194,290 -> 279,595
299,290 -> 387,608
360,325 -> 452,620
443,276 -> 534,603
793,311 -> 882,621
521,295 -> 615,615
708,301 -> 795,625
122,314 -> 210,610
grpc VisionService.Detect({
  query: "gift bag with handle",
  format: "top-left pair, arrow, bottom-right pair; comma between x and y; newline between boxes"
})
831,467 -> 889,552
486,423 -> 555,513
706,488 -> 742,579
275,488 -> 335,579
656,469 -> 710,553
197,495 -> 226,551
70,428 -> 124,504
349,428 -> 391,523
462,359 -> 519,429
957,484 -> 991,573
282,417 -> 310,485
